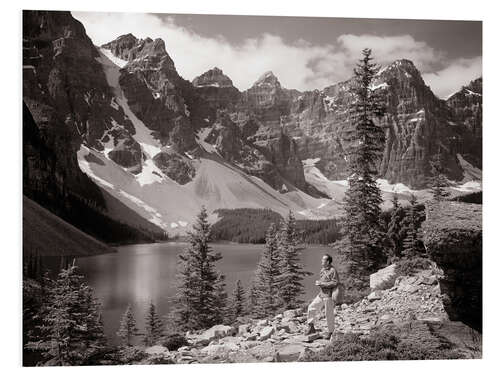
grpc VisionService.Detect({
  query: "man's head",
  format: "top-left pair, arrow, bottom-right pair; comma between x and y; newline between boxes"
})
322,254 -> 333,268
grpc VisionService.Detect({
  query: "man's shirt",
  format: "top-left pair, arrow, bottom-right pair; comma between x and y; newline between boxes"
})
317,265 -> 339,297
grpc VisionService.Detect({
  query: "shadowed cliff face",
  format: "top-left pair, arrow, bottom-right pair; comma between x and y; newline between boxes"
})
23,10 -> 142,174
23,10 -> 109,207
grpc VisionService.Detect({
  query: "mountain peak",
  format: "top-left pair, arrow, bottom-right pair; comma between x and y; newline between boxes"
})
253,71 -> 280,88
374,58 -> 426,89
101,34 -> 173,69
192,67 -> 235,88
378,59 -> 420,78
116,33 -> 138,42
445,77 -> 483,101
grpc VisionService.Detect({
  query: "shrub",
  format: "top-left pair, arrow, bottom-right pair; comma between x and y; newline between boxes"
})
396,257 -> 432,276
161,334 -> 189,351
116,346 -> 147,364
301,323 -> 469,362
307,332 -> 400,361
341,274 -> 371,305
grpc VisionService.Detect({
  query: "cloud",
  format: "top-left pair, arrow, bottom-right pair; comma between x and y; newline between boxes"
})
73,11 -> 480,96
422,56 -> 482,98
337,34 -> 445,71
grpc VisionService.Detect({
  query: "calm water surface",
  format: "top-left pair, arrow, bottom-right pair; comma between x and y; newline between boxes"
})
75,242 -> 335,341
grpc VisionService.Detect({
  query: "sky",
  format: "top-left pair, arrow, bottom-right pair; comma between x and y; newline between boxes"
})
73,11 -> 482,98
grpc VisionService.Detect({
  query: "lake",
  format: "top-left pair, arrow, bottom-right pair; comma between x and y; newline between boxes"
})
74,242 -> 338,342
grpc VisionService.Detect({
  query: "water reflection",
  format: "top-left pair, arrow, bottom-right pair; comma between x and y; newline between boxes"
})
72,242 -> 331,342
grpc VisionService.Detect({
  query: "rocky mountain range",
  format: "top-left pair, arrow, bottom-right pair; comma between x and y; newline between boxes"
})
22,10 -> 482,235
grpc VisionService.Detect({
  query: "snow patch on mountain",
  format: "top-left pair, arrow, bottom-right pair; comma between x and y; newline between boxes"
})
135,159 -> 164,186
197,128 -> 219,154
451,180 -> 482,192
302,158 -> 429,209
77,142 -> 333,234
370,82 -> 389,91
376,179 -> 416,194
100,48 -> 128,68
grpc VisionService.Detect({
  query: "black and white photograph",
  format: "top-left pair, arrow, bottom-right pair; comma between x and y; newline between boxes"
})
20,5 -> 483,367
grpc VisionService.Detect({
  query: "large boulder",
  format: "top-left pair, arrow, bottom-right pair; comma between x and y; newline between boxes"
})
276,344 -> 307,362
422,202 -> 482,331
258,326 -> 275,341
144,345 -> 169,356
370,264 -> 397,290
195,324 -> 236,345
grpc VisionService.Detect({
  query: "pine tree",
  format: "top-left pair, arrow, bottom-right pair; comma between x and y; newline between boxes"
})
171,206 -> 227,331
25,264 -> 107,366
229,279 -> 246,322
246,276 -> 258,316
252,223 -> 282,318
143,301 -> 163,346
401,194 -> 423,258
117,304 -> 139,347
343,48 -> 386,274
429,152 -> 450,201
277,211 -> 311,310
214,273 -> 228,324
386,194 -> 405,261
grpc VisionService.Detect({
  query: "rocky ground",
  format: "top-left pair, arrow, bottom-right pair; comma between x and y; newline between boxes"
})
131,266 -> 479,365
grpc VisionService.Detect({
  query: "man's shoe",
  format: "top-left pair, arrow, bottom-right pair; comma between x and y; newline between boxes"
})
304,323 -> 316,335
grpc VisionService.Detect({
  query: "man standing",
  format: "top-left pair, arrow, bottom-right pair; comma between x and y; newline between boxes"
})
304,254 -> 340,339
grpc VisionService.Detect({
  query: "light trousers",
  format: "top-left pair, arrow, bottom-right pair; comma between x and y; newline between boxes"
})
306,293 -> 335,332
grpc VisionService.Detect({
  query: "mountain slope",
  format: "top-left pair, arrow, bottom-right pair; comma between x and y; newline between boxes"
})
23,196 -> 113,257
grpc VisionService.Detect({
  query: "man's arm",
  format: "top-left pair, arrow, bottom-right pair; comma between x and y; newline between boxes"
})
317,268 -> 339,288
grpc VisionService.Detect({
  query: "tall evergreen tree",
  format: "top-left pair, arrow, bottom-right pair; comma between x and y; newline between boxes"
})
386,194 -> 405,261
343,48 -> 386,273
214,273 -> 228,324
171,206 -> 226,331
25,264 -> 107,366
229,279 -> 246,322
116,304 -> 139,347
401,194 -> 423,258
246,276 -> 258,316
143,301 -> 163,346
277,211 -> 311,309
429,152 -> 450,201
252,223 -> 281,318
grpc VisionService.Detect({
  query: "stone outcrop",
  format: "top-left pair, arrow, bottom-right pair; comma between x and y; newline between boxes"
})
153,151 -> 195,184
422,202 -> 482,331
369,264 -> 397,290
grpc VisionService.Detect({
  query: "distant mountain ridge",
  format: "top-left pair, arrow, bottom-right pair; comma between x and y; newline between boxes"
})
22,11 -> 482,234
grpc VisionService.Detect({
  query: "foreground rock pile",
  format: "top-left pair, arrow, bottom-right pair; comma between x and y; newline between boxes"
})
335,268 -> 447,335
136,267 -> 455,364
